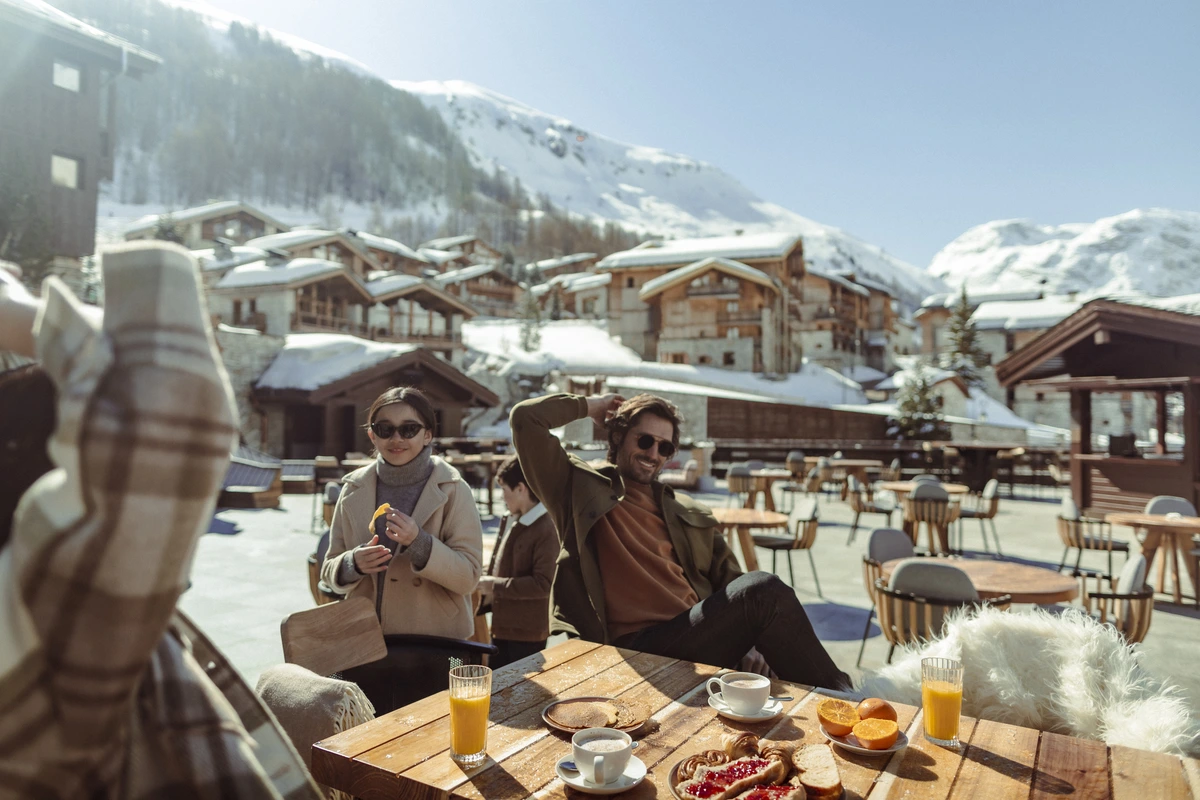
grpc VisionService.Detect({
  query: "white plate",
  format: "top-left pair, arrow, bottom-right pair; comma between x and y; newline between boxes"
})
556,754 -> 647,795
707,695 -> 784,722
820,725 -> 909,755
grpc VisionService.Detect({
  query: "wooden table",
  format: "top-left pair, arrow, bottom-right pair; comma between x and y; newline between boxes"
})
1107,512 -> 1200,605
711,507 -> 789,572
882,557 -> 1079,604
745,468 -> 794,512
876,481 -> 971,496
875,484 -> 970,554
312,640 -> 1196,799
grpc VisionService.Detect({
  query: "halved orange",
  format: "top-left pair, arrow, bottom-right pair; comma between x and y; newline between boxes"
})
816,697 -> 860,737
369,503 -> 391,534
852,717 -> 899,750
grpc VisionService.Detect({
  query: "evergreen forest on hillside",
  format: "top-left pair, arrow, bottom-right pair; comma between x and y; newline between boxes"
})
56,0 -> 644,261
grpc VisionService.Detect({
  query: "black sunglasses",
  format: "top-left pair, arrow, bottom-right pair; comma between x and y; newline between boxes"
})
636,433 -> 676,458
370,420 -> 427,440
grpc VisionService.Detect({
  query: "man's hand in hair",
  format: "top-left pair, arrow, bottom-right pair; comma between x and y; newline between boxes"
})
585,393 -> 625,428
0,263 -> 40,358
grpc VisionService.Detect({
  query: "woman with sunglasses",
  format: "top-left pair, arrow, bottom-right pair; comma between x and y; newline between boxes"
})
321,387 -> 483,644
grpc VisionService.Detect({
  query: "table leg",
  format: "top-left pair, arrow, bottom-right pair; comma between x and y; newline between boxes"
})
1142,529 -> 1164,593
736,525 -> 760,572
1179,534 -> 1200,605
1170,537 -> 1183,605
934,523 -> 950,556
903,518 -> 917,547
762,485 -> 777,513
487,462 -> 497,517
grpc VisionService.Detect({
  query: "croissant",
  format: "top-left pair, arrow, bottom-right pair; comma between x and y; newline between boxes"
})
722,731 -> 760,759
759,742 -> 794,780
677,749 -> 729,781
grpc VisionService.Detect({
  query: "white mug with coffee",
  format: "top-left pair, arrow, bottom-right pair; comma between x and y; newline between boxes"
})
571,728 -> 633,785
707,671 -> 770,715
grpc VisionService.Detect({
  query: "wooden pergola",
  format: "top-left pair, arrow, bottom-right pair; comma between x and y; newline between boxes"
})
996,299 -> 1200,514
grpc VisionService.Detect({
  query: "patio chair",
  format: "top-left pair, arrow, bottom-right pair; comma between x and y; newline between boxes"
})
323,480 -> 341,527
875,560 -> 1011,663
785,450 -> 806,477
846,474 -> 895,545
956,478 -> 1001,555
1144,495 -> 1197,516
1192,545 -> 1200,611
726,464 -> 754,507
1057,496 -> 1129,579
880,458 -> 903,482
912,473 -> 941,484
660,459 -> 700,491
752,497 -> 821,596
858,528 -> 916,667
310,455 -> 344,533
905,483 -> 958,554
777,451 -> 809,513
745,459 -> 766,470
308,529 -> 340,606
1076,555 -> 1154,644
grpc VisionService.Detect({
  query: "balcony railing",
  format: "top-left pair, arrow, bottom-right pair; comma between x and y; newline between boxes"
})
717,309 -> 764,324
232,311 -> 268,333
687,284 -> 741,298
292,310 -> 369,337
370,329 -> 463,348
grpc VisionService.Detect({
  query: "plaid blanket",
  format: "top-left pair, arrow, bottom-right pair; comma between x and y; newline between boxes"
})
0,243 -> 320,799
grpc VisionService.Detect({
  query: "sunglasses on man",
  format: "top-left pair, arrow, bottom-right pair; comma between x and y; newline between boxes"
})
370,420 -> 428,440
635,433 -> 676,458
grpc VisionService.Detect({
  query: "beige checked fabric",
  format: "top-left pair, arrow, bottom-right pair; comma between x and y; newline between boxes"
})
0,243 -> 321,799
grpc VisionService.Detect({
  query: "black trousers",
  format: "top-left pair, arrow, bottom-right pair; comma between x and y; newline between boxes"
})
615,572 -> 851,691
491,638 -> 547,670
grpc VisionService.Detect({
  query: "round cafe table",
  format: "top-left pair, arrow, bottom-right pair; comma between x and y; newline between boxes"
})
875,481 -> 970,496
881,557 -> 1078,604
876,482 -> 971,554
746,468 -> 794,512
1106,512 -> 1200,605
711,508 -> 789,572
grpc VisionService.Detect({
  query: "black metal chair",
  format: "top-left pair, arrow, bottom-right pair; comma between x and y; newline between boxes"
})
339,635 -> 497,715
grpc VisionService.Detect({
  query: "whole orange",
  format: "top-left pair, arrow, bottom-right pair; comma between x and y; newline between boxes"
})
856,697 -> 898,723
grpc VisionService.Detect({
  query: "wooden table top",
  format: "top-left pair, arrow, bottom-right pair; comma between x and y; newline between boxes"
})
750,468 -> 794,479
312,640 -> 1196,799
1107,512 -> 1200,530
804,457 -> 886,468
877,481 -> 971,495
710,508 -> 790,527
882,557 -> 1079,604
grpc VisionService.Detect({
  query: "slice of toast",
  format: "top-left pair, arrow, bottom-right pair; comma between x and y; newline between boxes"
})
696,757 -> 787,798
791,744 -> 841,799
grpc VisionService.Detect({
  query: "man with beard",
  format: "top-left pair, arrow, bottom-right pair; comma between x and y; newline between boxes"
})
510,393 -> 850,690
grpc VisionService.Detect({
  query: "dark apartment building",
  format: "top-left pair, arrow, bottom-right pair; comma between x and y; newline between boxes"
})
0,0 -> 159,272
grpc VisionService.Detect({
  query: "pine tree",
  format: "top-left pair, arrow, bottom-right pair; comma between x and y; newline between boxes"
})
943,285 -> 989,387
892,362 -> 949,441
517,288 -> 542,352
153,212 -> 184,244
549,289 -> 563,321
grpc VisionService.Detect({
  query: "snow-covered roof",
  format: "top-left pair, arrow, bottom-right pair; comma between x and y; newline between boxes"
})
918,289 -> 1043,311
214,258 -> 346,290
528,252 -> 597,272
874,366 -> 962,393
2,0 -> 161,71
192,245 -> 269,273
351,230 -> 427,263
603,375 -> 805,405
125,200 -> 287,237
638,257 -> 778,301
432,263 -> 510,286
364,272 -> 478,316
462,318 -> 866,406
364,273 -> 424,296
598,232 -> 803,271
420,234 -> 481,251
971,296 -> 1083,331
245,228 -> 340,251
419,248 -> 467,266
844,365 -> 889,386
531,271 -> 611,298
807,266 -> 869,297
256,334 -> 421,391
1107,292 -> 1200,318
840,272 -> 894,296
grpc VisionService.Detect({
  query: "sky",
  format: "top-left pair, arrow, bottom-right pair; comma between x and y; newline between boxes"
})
197,0 -> 1199,268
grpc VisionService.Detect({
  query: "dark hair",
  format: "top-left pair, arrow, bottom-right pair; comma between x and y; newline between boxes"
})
364,386 -> 437,433
605,393 -> 683,463
496,454 -> 539,503
1,365 -> 57,549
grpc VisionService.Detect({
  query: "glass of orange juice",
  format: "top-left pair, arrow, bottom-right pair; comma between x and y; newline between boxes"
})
921,657 -> 963,747
449,665 -> 492,766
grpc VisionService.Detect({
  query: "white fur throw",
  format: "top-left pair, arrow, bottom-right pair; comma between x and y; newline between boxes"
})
857,605 -> 1200,756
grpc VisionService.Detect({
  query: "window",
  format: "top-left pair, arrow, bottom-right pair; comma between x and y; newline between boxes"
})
625,277 -> 635,289
51,155 -> 80,189
667,353 -> 688,364
726,301 -> 738,312
53,59 -> 81,92
1036,392 -> 1045,402
723,352 -> 736,366
698,355 -> 712,365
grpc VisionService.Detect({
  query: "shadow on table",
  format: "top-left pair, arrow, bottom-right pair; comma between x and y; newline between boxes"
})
804,602 -> 878,642
457,755 -> 536,799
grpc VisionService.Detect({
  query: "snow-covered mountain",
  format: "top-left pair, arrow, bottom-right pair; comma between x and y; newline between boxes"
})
930,208 -> 1200,298
394,79 -> 942,302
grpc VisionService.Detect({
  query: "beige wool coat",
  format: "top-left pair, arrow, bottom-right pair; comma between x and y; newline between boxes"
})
321,457 -> 484,639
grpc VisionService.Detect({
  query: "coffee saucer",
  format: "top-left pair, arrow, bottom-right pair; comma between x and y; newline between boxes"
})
556,754 -> 647,795
708,695 -> 784,722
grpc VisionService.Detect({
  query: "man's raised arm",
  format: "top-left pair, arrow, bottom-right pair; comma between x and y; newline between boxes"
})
509,393 -> 622,523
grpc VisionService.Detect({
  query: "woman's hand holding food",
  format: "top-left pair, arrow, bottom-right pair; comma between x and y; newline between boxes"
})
353,535 -> 393,574
384,508 -> 420,547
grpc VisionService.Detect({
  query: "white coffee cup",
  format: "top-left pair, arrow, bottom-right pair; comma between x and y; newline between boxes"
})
707,671 -> 770,715
571,728 -> 632,785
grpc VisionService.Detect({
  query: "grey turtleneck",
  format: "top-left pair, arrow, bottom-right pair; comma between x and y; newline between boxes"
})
337,444 -> 436,589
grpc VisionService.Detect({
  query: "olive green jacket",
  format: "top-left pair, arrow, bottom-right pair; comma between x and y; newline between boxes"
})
509,394 -> 742,643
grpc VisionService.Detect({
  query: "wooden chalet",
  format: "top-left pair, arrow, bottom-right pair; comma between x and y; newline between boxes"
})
419,234 -> 502,262
794,267 -> 870,370
125,201 -> 289,249
637,257 -> 782,372
996,298 -> 1200,514
433,264 -> 521,317
254,346 -> 498,458
364,273 -> 477,357
351,230 -> 431,275
0,0 -> 159,265
597,233 -> 805,372
528,252 -> 599,280
532,271 -> 610,319
245,229 -> 383,279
